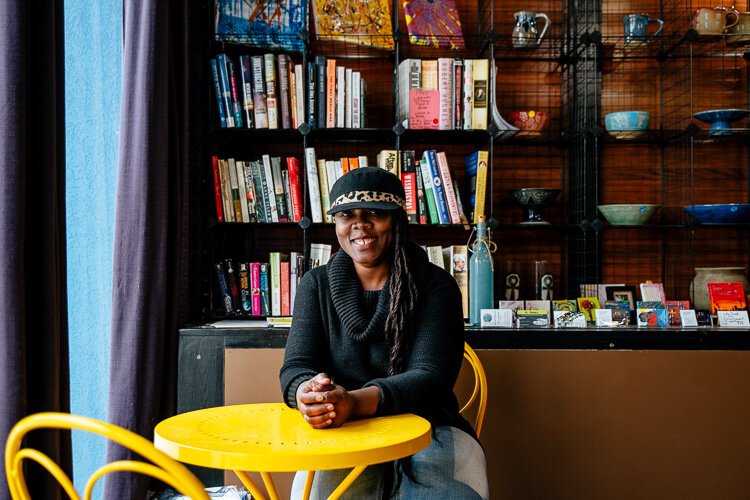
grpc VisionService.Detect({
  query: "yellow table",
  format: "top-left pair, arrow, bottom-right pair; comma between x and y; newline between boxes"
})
154,403 -> 431,500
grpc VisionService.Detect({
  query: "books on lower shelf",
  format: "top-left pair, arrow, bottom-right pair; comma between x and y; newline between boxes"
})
214,252 -> 308,318
212,155 -> 303,223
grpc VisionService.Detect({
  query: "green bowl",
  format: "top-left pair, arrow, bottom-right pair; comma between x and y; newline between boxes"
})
598,204 -> 658,225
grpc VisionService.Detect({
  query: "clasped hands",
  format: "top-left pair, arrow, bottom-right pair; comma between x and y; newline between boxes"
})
296,373 -> 354,429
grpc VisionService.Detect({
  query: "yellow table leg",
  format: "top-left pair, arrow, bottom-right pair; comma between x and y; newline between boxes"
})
302,471 -> 315,500
327,465 -> 367,500
260,471 -> 281,500
234,470 -> 267,500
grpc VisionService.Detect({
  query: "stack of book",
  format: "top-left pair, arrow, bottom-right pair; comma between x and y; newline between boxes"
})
210,53 -> 367,130
211,155 -> 303,224
424,244 -> 469,318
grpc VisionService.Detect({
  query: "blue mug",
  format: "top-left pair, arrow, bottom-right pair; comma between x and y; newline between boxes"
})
623,14 -> 663,44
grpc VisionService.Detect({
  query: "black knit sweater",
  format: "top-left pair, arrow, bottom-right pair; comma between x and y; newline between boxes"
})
279,242 -> 476,440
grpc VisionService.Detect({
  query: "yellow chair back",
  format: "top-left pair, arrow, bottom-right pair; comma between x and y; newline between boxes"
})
5,412 -> 209,500
459,342 -> 488,437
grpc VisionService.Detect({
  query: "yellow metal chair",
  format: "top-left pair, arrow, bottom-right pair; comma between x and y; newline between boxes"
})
5,412 -> 209,500
459,342 -> 488,437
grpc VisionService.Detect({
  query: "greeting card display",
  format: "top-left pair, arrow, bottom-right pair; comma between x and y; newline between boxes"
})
577,296 -> 600,322
312,0 -> 394,49
707,282 -> 747,314
214,0 -> 307,53
403,0 -> 465,49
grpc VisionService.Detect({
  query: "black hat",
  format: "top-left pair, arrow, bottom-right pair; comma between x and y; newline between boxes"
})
327,167 -> 407,215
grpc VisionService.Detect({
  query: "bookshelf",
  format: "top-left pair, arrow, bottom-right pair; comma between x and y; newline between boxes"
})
186,0 -> 749,326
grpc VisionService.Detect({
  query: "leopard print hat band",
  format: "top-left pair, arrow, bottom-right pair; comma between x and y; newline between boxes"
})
327,167 -> 407,215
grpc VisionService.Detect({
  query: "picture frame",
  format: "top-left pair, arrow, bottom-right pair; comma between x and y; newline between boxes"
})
606,285 -> 638,323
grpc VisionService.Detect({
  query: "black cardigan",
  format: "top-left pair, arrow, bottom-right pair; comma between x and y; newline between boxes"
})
279,243 -> 476,440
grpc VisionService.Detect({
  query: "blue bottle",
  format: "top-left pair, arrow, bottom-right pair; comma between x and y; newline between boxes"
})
469,216 -> 495,326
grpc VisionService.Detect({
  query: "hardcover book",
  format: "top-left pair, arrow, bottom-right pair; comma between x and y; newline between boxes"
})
311,0 -> 394,50
403,0 -> 465,49
214,0 -> 307,53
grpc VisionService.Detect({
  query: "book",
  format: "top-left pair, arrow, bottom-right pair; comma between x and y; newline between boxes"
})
215,54 -> 235,127
226,158 -> 244,222
269,252 -> 286,316
317,159 -> 333,223
453,59 -> 463,129
234,160 -> 250,223
462,58 -> 473,129
422,149 -> 450,224
437,58 -> 453,130
286,156 -> 303,223
238,263 -> 252,314
403,0 -> 465,49
270,156 -> 288,222
225,56 -> 244,127
250,160 -> 268,223
250,55 -> 268,128
471,59 -> 488,130
409,89 -> 440,129
289,64 -> 298,127
250,262 -> 262,316
413,156 -> 428,224
261,154 -> 279,222
345,67 -> 353,128
209,58 -> 228,128
214,0 -> 307,53
214,262 -> 234,315
336,65 -> 346,128
211,155 -> 224,222
315,56 -> 327,128
418,158 -> 439,223
464,150 -> 488,223
326,59 -> 336,128
289,251 -> 302,314
400,150 -> 418,223
435,151 -> 461,224
310,0 -> 394,50
294,63 -> 305,129
259,262 -> 271,316
309,243 -> 332,268
280,260 -> 291,316
398,58 -> 421,127
351,71 -> 361,128
218,159 -> 234,222
304,148 -> 323,223
242,161 -> 259,223
444,245 -> 468,318
707,282 -> 747,315
377,150 -> 399,176
223,259 -> 242,313
307,61 -> 317,128
276,54 -> 292,129
239,55 -> 255,128
427,246 -> 444,268
421,59 -> 438,90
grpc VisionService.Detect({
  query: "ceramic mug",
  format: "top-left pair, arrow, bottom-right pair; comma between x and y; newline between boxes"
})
692,7 -> 739,35
512,11 -> 551,48
623,14 -> 663,44
725,11 -> 750,42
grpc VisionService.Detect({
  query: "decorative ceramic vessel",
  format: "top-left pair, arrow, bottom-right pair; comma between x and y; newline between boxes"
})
509,188 -> 561,224
597,204 -> 658,225
508,110 -> 549,136
604,111 -> 650,139
683,203 -> 750,224
690,267 -> 750,311
692,109 -> 750,135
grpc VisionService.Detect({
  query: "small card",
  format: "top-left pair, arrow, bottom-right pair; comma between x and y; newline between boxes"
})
595,308 -> 613,326
517,309 -> 550,328
554,310 -> 587,328
480,309 -> 514,328
696,310 -> 713,326
552,299 -> 578,312
717,310 -> 750,327
680,309 -> 698,327
525,300 -> 551,320
640,281 -> 666,303
577,297 -> 600,322
637,308 -> 668,327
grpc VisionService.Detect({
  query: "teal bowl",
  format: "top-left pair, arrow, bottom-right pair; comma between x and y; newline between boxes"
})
604,111 -> 650,139
598,204 -> 658,225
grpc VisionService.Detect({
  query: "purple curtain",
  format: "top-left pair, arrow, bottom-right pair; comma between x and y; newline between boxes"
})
104,0 -> 196,497
0,1 -> 71,499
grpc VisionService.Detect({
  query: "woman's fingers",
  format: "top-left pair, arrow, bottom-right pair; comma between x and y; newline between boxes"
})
300,403 -> 337,428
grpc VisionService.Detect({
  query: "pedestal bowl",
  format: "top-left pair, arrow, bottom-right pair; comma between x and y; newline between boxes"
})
692,109 -> 750,135
509,188 -> 561,224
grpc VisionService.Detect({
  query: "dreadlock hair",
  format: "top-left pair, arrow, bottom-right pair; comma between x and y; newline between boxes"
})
385,209 -> 419,376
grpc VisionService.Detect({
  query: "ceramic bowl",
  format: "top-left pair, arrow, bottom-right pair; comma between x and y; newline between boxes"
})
604,111 -> 650,139
509,188 -> 561,224
508,110 -> 550,135
692,109 -> 750,135
598,204 -> 658,225
683,203 -> 750,224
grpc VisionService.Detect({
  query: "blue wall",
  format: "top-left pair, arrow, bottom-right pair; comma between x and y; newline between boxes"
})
64,1 -> 121,496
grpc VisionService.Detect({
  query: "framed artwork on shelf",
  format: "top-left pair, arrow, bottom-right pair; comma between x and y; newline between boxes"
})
605,285 -> 638,311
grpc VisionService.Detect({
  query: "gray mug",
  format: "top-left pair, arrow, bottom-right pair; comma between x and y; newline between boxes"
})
623,14 -> 663,44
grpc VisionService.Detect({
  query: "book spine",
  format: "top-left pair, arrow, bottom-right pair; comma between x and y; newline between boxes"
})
304,148 -> 323,223
413,157 -> 428,224
250,55 -> 268,128
437,58 -> 453,130
276,54 -> 292,129
250,160 -> 268,223
264,53 -> 278,129
259,262 -> 271,316
226,56 -> 244,127
351,71 -> 361,128
261,154 -> 279,222
218,159 -> 234,222
424,150 -> 450,224
258,158 -> 274,223
226,158 -> 244,222
210,58 -> 228,128
318,159 -> 333,223
286,156 -> 304,223
270,156 -> 288,222
216,54 -> 235,127
211,155 -> 224,222
289,64 -> 298,128
436,151 -> 461,224
280,261 -> 291,316
453,59 -> 463,130
223,259 -> 242,313
289,252 -> 300,315
282,168 -> 295,224
307,61 -> 317,128
326,59 -> 336,128
214,262 -> 233,315
239,263 -> 252,314
474,150 -> 489,224
250,262 -> 261,316
421,59 -> 438,90
336,65 -> 346,128
472,59 -> 489,130
242,162 -> 258,223
345,67 -> 353,128
400,150 -> 418,223
418,159 -> 439,223
462,58 -> 473,130
294,64 -> 305,128
234,160 -> 251,223
464,151 -> 478,222
315,56 -> 327,129
239,55 -> 255,128
269,252 -> 281,316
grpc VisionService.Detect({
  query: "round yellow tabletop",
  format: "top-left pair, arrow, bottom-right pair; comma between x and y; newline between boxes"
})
154,403 -> 432,472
